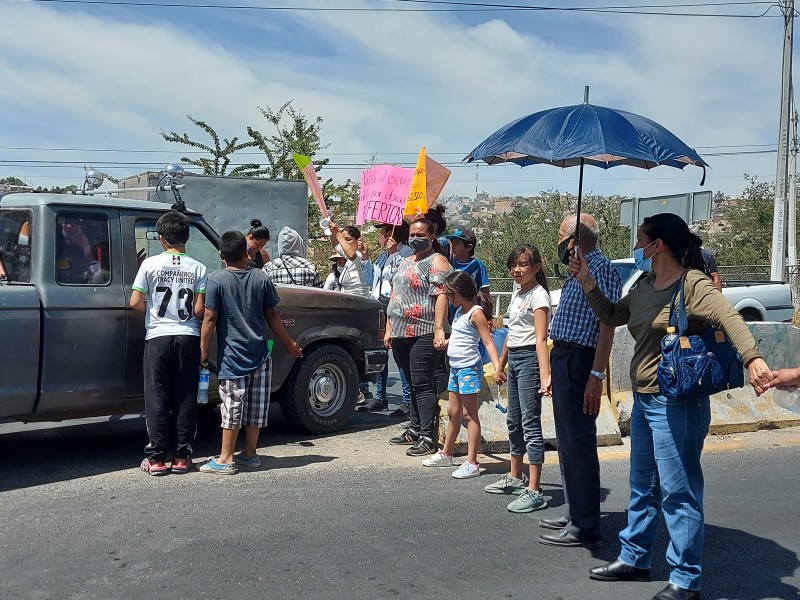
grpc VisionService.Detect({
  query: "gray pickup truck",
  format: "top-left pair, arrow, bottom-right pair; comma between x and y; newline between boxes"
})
0,193 -> 387,434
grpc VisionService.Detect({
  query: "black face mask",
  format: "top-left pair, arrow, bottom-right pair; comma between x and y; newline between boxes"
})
557,237 -> 573,265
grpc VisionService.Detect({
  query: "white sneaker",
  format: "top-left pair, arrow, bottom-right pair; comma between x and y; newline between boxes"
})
452,462 -> 480,479
422,450 -> 454,467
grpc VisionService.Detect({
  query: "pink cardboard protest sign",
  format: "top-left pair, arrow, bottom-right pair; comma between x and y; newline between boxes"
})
424,156 -> 451,207
357,165 -> 415,226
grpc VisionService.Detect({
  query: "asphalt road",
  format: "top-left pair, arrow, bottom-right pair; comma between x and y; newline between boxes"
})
2,403 -> 799,600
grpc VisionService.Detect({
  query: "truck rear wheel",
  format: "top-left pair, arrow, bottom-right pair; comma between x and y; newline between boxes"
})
278,345 -> 358,434
739,308 -> 762,322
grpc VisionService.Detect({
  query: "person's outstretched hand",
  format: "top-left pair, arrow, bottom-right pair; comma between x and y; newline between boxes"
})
747,357 -> 773,396
767,366 -> 800,391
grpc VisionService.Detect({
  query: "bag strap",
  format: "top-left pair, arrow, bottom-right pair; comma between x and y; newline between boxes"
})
667,272 -> 690,335
280,256 -> 297,285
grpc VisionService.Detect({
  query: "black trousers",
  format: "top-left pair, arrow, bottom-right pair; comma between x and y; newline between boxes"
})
393,333 -> 443,441
550,343 -> 601,539
143,335 -> 200,461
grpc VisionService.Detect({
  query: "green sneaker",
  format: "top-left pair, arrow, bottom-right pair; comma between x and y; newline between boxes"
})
483,473 -> 528,495
507,488 -> 548,513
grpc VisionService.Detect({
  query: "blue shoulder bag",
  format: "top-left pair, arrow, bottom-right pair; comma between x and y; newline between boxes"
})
656,274 -> 745,399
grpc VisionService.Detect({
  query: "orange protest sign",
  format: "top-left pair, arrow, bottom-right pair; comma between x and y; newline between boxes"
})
404,148 -> 428,216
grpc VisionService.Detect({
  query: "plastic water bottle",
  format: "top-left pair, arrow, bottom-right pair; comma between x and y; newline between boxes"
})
663,326 -> 679,348
198,366 -> 210,405
773,388 -> 800,414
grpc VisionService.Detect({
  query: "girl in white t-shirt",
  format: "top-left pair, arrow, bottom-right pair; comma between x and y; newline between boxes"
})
424,271 -> 506,478
484,244 -> 552,513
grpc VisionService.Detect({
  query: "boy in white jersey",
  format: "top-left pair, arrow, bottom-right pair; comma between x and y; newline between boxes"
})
130,211 -> 208,476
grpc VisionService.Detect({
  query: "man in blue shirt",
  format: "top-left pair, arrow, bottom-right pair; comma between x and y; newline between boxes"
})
538,214 -> 622,549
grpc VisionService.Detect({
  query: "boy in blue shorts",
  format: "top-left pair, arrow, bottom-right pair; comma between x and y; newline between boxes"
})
130,210 -> 207,476
199,231 -> 302,475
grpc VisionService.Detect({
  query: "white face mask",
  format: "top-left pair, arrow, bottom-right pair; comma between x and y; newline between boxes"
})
336,265 -> 345,273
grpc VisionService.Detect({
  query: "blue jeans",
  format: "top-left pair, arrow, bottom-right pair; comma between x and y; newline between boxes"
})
375,346 -> 411,405
618,392 -> 711,592
505,346 -> 544,465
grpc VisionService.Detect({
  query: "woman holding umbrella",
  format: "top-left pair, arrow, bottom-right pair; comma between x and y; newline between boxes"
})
568,213 -> 772,600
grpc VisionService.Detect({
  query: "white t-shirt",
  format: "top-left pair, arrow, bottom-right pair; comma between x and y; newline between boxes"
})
132,252 -> 208,340
335,243 -> 368,296
506,285 -> 550,348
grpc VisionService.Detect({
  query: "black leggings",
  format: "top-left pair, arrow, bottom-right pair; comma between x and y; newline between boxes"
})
392,333 -> 443,441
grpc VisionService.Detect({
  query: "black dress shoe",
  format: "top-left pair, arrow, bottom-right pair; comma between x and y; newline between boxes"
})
538,529 -> 601,548
589,559 -> 651,582
539,516 -> 570,530
651,583 -> 702,600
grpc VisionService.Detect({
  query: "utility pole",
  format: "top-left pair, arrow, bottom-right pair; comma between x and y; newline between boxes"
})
789,100 -> 798,269
771,0 -> 794,282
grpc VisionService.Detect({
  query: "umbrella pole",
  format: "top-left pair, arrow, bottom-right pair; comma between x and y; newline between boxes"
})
575,157 -> 585,246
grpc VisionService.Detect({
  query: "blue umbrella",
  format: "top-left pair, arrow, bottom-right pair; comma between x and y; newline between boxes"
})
465,88 -> 708,240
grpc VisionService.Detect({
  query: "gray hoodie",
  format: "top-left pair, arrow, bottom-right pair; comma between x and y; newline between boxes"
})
277,226 -> 304,257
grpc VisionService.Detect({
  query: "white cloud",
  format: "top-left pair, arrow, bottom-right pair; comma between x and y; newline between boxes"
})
0,1 -> 788,201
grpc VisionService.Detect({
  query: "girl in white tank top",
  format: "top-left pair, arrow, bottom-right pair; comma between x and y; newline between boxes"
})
424,272 -> 506,478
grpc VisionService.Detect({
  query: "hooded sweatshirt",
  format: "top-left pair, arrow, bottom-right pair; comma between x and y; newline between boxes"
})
263,227 -> 322,287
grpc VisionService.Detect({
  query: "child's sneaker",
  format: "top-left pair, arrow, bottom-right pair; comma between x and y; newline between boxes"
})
483,473 -> 528,495
452,462 -> 480,479
422,450 -> 454,467
199,458 -> 237,475
140,458 -> 168,477
234,453 -> 262,469
507,488 -> 548,513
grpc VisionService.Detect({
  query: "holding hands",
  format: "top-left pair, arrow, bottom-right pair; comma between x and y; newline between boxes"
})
768,366 -> 800,390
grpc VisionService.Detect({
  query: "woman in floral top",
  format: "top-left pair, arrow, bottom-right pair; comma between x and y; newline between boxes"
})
384,218 -> 453,456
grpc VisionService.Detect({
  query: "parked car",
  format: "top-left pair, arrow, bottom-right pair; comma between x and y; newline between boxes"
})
549,258 -> 794,322
0,193 -> 387,434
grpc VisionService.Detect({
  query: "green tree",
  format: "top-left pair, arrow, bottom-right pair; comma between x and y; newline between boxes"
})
0,176 -> 25,186
705,175 -> 774,267
160,115 -> 259,176
243,101 -> 330,179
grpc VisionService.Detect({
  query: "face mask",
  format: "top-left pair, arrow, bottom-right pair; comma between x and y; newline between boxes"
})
336,265 -> 344,273
633,241 -> 657,272
557,237 -> 573,265
408,236 -> 431,254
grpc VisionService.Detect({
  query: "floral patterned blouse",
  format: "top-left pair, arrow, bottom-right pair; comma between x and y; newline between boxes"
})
387,253 -> 452,339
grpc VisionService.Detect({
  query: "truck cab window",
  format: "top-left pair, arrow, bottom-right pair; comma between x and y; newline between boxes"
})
0,210 -> 33,283
135,219 -> 223,275
56,214 -> 111,285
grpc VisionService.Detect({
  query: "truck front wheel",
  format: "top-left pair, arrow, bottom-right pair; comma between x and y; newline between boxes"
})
278,345 -> 358,434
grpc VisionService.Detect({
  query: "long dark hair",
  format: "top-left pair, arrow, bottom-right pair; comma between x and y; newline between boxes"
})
247,218 -> 270,241
424,204 -> 447,236
411,218 -> 443,254
443,271 -> 493,322
506,244 -> 550,294
640,213 -> 705,271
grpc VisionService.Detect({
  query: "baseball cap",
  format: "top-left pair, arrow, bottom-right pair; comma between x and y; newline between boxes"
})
445,228 -> 477,246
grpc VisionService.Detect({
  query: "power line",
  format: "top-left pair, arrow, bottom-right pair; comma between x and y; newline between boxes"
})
24,0 -> 784,17
0,143 -> 780,155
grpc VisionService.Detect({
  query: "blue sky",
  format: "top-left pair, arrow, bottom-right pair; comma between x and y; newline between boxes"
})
0,0 -> 791,205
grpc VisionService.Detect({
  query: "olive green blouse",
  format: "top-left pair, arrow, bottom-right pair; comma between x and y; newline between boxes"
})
585,269 -> 761,393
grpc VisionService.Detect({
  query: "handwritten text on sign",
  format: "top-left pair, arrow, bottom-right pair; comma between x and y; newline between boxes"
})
357,165 -> 415,226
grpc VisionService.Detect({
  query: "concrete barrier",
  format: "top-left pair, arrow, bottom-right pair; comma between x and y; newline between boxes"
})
610,322 -> 800,435
436,364 -> 623,453
436,322 -> 800,452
